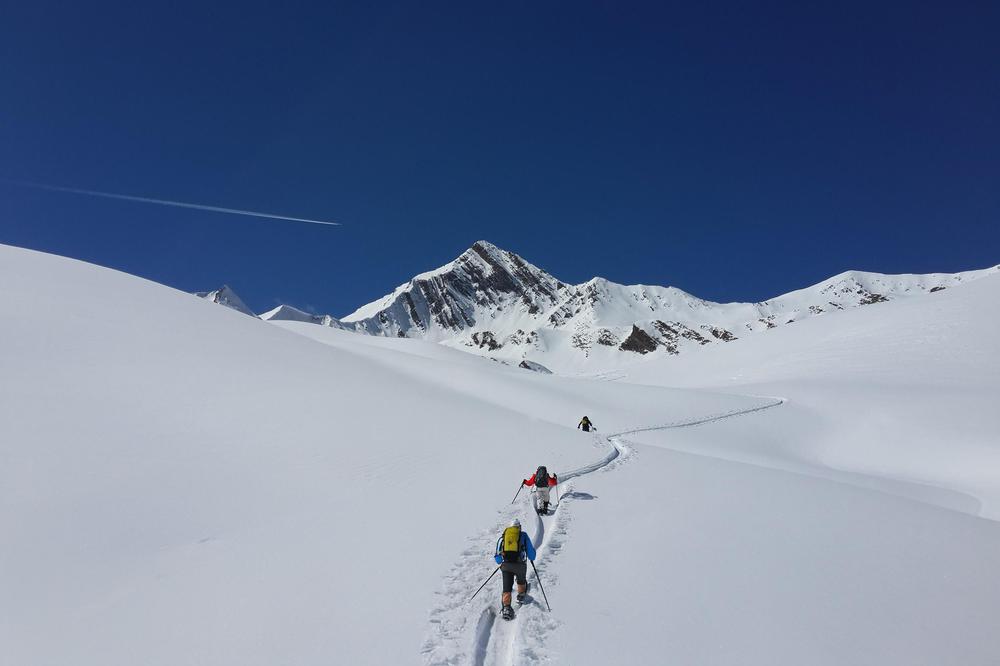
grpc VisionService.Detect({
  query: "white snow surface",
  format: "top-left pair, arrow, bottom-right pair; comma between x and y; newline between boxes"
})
3,242 -> 1000,665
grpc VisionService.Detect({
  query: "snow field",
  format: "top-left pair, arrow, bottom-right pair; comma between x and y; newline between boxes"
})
625,272 -> 1000,518
0,243 -> 770,665
4,242 -> 1000,664
551,435 -> 1000,665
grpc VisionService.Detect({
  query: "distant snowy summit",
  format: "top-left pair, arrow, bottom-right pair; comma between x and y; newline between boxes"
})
195,285 -> 255,317
201,241 -> 999,373
260,304 -> 345,329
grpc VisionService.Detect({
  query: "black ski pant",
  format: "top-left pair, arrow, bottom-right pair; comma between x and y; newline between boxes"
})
500,561 -> 527,593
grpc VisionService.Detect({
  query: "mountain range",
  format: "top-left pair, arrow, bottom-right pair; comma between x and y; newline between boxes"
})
200,240 -> 999,374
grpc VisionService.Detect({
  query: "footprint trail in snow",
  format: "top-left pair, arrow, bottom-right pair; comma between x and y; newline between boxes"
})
420,399 -> 784,665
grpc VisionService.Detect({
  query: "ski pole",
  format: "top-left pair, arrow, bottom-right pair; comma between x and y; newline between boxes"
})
529,560 -> 552,611
469,565 -> 501,603
510,482 -> 524,505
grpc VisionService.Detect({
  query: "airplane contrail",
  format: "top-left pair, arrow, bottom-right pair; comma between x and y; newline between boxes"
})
4,180 -> 340,227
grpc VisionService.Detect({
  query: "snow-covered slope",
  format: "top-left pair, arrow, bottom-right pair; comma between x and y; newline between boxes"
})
195,284 -> 256,316
339,241 -> 999,374
4,243 -> 999,665
544,273 -> 1000,666
0,243 -> 760,664
625,270 -> 1000,519
260,303 -> 345,328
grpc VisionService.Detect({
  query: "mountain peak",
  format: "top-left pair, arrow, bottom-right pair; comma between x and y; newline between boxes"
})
195,285 -> 255,317
469,239 -> 503,254
449,241 -> 540,281
340,241 -> 566,337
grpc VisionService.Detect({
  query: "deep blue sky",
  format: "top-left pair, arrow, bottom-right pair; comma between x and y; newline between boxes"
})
1,1 -> 997,315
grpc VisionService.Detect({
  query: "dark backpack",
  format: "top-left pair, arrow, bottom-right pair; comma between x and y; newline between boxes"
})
535,466 -> 549,488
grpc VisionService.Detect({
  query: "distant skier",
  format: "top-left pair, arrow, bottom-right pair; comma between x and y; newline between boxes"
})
577,415 -> 595,432
523,466 -> 558,514
494,518 -> 536,619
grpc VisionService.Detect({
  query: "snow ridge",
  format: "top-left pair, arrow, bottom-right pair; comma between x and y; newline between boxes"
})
195,285 -> 255,316
259,304 -> 345,329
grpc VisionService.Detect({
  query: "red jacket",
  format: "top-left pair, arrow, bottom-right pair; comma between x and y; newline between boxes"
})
523,472 -> 557,487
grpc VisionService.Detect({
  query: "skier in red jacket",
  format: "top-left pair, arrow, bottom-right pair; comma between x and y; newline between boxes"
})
523,465 -> 558,514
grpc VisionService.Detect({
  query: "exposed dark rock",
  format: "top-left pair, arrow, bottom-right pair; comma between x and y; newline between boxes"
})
930,286 -> 946,293
402,292 -> 424,330
859,292 -> 889,305
470,331 -> 502,350
596,329 -> 619,346
619,325 -> 659,354
518,360 -> 553,374
708,327 -> 737,342
506,329 -> 538,346
571,331 -> 592,354
651,321 -> 681,355
653,321 -> 678,337
679,326 -> 710,345
547,306 -> 574,326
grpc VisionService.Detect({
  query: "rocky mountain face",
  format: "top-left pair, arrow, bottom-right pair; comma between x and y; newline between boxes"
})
340,241 -> 566,340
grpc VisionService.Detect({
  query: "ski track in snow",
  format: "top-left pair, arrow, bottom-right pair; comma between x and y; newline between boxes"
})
420,397 -> 784,665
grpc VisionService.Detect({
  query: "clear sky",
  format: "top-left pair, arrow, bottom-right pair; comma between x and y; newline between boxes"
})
1,1 -> 997,316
